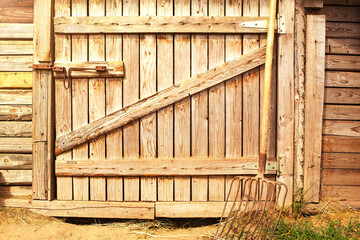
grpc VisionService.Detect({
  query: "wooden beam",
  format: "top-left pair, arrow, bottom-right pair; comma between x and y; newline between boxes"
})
304,14 -> 325,203
0,121 -> 32,137
327,22 -> 360,38
323,136 -> 360,153
54,16 -> 269,34
322,186 -> 360,201
326,38 -> 360,55
0,0 -> 34,7
0,6 -> 33,23
0,186 -> 32,198
0,170 -> 32,185
323,120 -> 360,137
322,169 -> 360,186
324,105 -> 360,120
0,23 -> 33,39
325,88 -> 360,104
0,72 -> 32,88
0,105 -> 32,121
33,0 -> 53,200
0,89 -> 31,104
0,154 -> 32,170
325,72 -> 360,88
0,40 -> 33,55
0,137 -> 32,153
319,6 -> 360,22
322,153 -> 360,169
55,46 -> 266,155
0,199 -> 155,219
304,0 -> 323,8
55,157 -> 277,177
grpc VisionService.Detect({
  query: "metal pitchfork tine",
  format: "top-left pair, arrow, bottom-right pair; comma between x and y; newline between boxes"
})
214,0 -> 288,239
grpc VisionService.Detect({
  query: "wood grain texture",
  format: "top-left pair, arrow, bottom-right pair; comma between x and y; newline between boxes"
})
0,137 -> 31,153
55,47 -> 266,156
88,0 -> 106,202
321,185 -> 360,201
324,105 -> 360,120
322,169 -> 360,186
54,16 -> 268,34
326,22 -> 360,38
139,0 -> 157,202
243,0 -> 259,158
0,154 -> 32,169
0,90 -> 31,104
323,136 -> 360,153
324,0 -> 360,5
71,0 -> 89,202
0,186 -> 32,197
0,72 -> 32,88
0,40 -> 32,55
304,14 -> 325,203
32,70 -> 48,142
0,0 -> 33,7
0,6 -> 33,23
0,23 -> 33,39
0,105 -> 32,121
191,0 -> 208,202
325,88 -> 360,104
0,121 -> 31,137
323,120 -> 360,137
0,169 -> 31,185
208,0 -> 225,202
32,142 -> 48,199
56,158 -> 277,177
326,38 -> 360,55
0,199 -> 155,219
322,153 -> 360,169
304,0 -> 323,8
54,0 -> 72,201
277,0 -> 295,207
0,55 -> 32,72
326,55 -> 360,71
319,6 -> 360,22
173,0 -> 191,202
122,0 -> 140,202
157,0 -> 174,202
325,71 -> 360,88
105,0 -> 123,202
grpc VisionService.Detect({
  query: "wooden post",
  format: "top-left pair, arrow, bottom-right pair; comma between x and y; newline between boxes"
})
32,0 -> 54,200
277,0 -> 295,207
304,15 -> 326,203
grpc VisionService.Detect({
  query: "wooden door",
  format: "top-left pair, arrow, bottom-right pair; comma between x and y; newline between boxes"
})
53,0 -> 277,208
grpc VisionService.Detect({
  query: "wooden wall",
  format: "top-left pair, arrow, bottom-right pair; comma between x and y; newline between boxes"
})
320,0 -> 360,201
0,0 -> 33,199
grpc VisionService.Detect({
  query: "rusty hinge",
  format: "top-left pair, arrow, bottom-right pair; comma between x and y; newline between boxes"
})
32,63 -> 53,70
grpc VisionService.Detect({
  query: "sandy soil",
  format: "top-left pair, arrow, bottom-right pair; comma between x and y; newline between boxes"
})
0,208 -> 218,240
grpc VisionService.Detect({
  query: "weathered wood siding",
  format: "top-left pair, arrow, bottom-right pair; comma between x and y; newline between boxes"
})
0,0 -> 33,199
320,0 -> 360,201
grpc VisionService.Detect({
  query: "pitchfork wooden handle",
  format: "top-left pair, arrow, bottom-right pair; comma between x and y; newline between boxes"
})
259,0 -> 277,176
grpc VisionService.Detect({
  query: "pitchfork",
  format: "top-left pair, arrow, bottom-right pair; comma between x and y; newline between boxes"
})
214,0 -> 288,239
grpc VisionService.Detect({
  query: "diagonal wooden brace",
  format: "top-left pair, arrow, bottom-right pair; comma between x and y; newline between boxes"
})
55,46 -> 266,155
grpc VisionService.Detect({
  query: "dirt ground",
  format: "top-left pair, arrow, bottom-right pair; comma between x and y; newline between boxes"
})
0,208 -> 218,240
0,206 -> 359,240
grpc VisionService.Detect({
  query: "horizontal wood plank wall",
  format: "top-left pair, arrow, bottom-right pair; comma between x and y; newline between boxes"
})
54,0 -> 277,205
321,2 -> 360,202
0,0 -> 33,200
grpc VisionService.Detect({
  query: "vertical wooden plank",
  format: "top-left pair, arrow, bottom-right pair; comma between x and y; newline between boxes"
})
277,0 -> 295,207
140,0 -> 157,202
123,0 -> 140,202
55,0 -> 72,201
89,0 -> 106,201
106,0 -> 123,202
304,15 -> 325,203
174,0 -> 191,202
225,0 -> 242,200
33,0 -> 53,200
157,0 -> 174,202
72,0 -> 89,201
208,0 -> 225,202
191,0 -> 208,202
243,0 -> 260,157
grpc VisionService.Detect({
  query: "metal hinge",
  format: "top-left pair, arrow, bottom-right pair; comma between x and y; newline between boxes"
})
241,14 -> 286,34
277,155 -> 285,176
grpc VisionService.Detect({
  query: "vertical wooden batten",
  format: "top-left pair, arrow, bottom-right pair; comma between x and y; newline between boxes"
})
32,0 -> 54,200
277,0 -> 295,207
304,15 -> 326,203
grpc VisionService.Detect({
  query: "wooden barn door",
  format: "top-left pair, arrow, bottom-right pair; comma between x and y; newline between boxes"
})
52,0 -> 278,215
